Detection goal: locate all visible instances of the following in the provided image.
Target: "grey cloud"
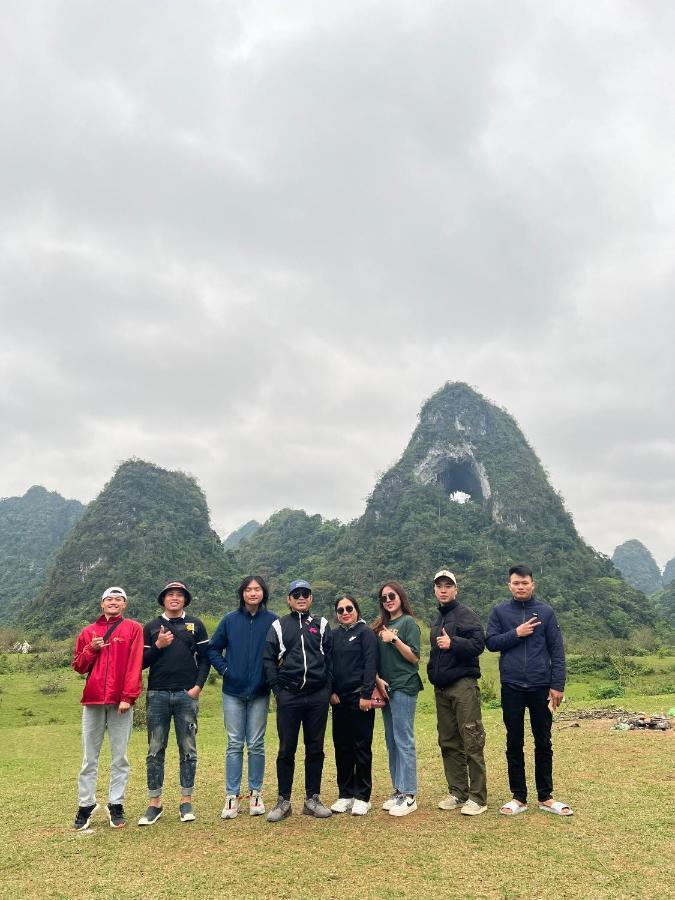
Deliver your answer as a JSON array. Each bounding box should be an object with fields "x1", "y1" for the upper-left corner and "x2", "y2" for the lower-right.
[{"x1": 1, "y1": 1, "x2": 674, "y2": 564}]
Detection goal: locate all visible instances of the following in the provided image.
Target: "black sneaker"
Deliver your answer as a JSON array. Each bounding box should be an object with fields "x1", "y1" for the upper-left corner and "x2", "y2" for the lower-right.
[
  {"x1": 106, "y1": 803, "x2": 127, "y2": 828},
  {"x1": 137, "y1": 805, "x2": 163, "y2": 826},
  {"x1": 73, "y1": 804, "x2": 98, "y2": 831}
]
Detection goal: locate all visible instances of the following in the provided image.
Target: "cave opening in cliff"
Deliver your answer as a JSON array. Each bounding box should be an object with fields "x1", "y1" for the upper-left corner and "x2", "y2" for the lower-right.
[{"x1": 437, "y1": 459, "x2": 485, "y2": 504}]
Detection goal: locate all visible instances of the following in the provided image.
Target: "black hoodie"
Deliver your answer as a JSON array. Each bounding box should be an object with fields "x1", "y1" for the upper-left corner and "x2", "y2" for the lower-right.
[{"x1": 331, "y1": 620, "x2": 378, "y2": 700}]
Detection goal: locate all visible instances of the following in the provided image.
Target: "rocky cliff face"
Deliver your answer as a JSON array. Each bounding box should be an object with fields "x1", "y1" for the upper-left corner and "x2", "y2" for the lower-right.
[{"x1": 367, "y1": 382, "x2": 572, "y2": 534}]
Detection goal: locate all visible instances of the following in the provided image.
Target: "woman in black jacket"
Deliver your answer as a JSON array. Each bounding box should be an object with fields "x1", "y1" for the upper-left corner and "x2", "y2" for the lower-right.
[{"x1": 329, "y1": 594, "x2": 378, "y2": 816}]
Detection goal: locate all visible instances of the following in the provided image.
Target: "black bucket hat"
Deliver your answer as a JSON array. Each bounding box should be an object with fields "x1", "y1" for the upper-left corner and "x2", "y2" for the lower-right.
[{"x1": 157, "y1": 581, "x2": 192, "y2": 607}]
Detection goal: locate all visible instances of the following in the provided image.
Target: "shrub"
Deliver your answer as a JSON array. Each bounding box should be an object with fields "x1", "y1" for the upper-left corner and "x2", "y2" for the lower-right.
[
  {"x1": 567, "y1": 654, "x2": 611, "y2": 675},
  {"x1": 39, "y1": 678, "x2": 67, "y2": 695},
  {"x1": 132, "y1": 703, "x2": 147, "y2": 730},
  {"x1": 608, "y1": 656, "x2": 652, "y2": 685},
  {"x1": 480, "y1": 675, "x2": 498, "y2": 703},
  {"x1": 589, "y1": 683, "x2": 624, "y2": 700},
  {"x1": 482, "y1": 699, "x2": 501, "y2": 710}
]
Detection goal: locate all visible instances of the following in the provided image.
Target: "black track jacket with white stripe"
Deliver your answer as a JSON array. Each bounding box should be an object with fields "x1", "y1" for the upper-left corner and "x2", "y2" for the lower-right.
[{"x1": 263, "y1": 611, "x2": 332, "y2": 695}]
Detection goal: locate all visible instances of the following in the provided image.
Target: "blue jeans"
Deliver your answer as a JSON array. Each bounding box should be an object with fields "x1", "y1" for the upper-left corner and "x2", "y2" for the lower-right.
[
  {"x1": 222, "y1": 692, "x2": 270, "y2": 795},
  {"x1": 381, "y1": 690, "x2": 418, "y2": 795},
  {"x1": 146, "y1": 690, "x2": 199, "y2": 797}
]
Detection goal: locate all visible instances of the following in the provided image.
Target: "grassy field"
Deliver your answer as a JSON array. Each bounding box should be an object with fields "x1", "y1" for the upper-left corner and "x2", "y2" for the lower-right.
[{"x1": 1, "y1": 650, "x2": 673, "y2": 900}]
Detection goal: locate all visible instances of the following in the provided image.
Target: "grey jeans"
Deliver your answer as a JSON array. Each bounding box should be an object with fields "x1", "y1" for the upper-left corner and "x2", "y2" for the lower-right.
[{"x1": 78, "y1": 704, "x2": 134, "y2": 806}]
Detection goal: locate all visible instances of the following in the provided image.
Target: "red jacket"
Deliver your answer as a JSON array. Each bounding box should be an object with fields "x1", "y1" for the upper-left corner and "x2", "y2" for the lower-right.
[{"x1": 72, "y1": 615, "x2": 143, "y2": 706}]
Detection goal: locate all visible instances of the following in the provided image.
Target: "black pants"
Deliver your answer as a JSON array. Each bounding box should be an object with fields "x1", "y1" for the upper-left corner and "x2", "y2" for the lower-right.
[
  {"x1": 501, "y1": 684, "x2": 553, "y2": 804},
  {"x1": 332, "y1": 697, "x2": 375, "y2": 801},
  {"x1": 276, "y1": 687, "x2": 329, "y2": 800}
]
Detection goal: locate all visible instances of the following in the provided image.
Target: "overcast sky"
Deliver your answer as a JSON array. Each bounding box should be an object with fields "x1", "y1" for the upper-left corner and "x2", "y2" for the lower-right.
[{"x1": 1, "y1": 1, "x2": 674, "y2": 567}]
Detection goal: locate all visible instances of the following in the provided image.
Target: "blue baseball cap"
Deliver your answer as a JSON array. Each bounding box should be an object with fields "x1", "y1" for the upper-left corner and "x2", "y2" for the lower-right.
[{"x1": 288, "y1": 579, "x2": 311, "y2": 595}]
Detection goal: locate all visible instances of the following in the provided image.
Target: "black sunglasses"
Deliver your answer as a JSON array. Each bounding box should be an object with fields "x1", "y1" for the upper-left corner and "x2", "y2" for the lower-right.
[
  {"x1": 336, "y1": 605, "x2": 355, "y2": 614},
  {"x1": 290, "y1": 588, "x2": 311, "y2": 600},
  {"x1": 380, "y1": 591, "x2": 398, "y2": 603}
]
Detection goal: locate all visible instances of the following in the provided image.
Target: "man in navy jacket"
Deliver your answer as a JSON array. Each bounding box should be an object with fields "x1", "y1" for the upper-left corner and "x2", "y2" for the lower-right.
[{"x1": 486, "y1": 565, "x2": 572, "y2": 817}]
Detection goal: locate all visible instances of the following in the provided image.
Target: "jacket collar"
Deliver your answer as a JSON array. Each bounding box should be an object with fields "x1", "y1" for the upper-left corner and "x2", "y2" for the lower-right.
[{"x1": 437, "y1": 599, "x2": 458, "y2": 613}]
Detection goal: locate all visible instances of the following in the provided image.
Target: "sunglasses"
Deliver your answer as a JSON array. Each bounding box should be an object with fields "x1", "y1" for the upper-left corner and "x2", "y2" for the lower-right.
[
  {"x1": 380, "y1": 592, "x2": 398, "y2": 603},
  {"x1": 290, "y1": 588, "x2": 311, "y2": 600},
  {"x1": 336, "y1": 605, "x2": 355, "y2": 615}
]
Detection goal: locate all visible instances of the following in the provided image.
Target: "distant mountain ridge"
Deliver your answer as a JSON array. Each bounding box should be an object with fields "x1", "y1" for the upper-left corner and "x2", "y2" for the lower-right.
[
  {"x1": 13, "y1": 384, "x2": 673, "y2": 641},
  {"x1": 223, "y1": 520, "x2": 261, "y2": 550},
  {"x1": 0, "y1": 486, "x2": 85, "y2": 624}
]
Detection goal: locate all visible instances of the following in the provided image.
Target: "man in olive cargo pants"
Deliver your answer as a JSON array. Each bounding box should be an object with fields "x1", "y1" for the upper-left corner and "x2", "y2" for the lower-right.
[{"x1": 427, "y1": 570, "x2": 488, "y2": 815}]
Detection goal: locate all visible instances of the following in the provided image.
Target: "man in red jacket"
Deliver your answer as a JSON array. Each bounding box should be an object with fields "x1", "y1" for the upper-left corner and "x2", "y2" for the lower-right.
[{"x1": 71, "y1": 586, "x2": 143, "y2": 830}]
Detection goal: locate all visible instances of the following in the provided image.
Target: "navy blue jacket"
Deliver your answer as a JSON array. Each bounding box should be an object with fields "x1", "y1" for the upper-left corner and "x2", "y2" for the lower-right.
[
  {"x1": 209, "y1": 607, "x2": 278, "y2": 699},
  {"x1": 485, "y1": 597, "x2": 565, "y2": 692}
]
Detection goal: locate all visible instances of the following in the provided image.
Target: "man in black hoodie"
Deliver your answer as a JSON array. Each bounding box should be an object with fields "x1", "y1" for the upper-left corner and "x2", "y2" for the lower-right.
[
  {"x1": 427, "y1": 569, "x2": 487, "y2": 815},
  {"x1": 263, "y1": 579, "x2": 333, "y2": 822}
]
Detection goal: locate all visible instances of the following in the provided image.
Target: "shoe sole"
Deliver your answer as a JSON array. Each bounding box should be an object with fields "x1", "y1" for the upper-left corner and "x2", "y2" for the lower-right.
[
  {"x1": 180, "y1": 814, "x2": 196, "y2": 822},
  {"x1": 461, "y1": 806, "x2": 487, "y2": 816},
  {"x1": 74, "y1": 803, "x2": 99, "y2": 831},
  {"x1": 137, "y1": 809, "x2": 163, "y2": 826},
  {"x1": 249, "y1": 808, "x2": 265, "y2": 816},
  {"x1": 389, "y1": 804, "x2": 417, "y2": 817},
  {"x1": 266, "y1": 810, "x2": 292, "y2": 823}
]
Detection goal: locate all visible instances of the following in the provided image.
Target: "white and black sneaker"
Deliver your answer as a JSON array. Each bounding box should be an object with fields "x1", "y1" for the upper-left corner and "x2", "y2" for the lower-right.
[
  {"x1": 389, "y1": 794, "x2": 417, "y2": 817},
  {"x1": 221, "y1": 795, "x2": 240, "y2": 820},
  {"x1": 73, "y1": 804, "x2": 98, "y2": 831},
  {"x1": 249, "y1": 791, "x2": 265, "y2": 816}
]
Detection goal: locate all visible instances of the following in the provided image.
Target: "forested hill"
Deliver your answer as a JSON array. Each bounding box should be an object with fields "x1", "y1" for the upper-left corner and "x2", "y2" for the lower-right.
[
  {"x1": 23, "y1": 461, "x2": 237, "y2": 638},
  {"x1": 612, "y1": 539, "x2": 663, "y2": 595},
  {"x1": 234, "y1": 383, "x2": 661, "y2": 639},
  {"x1": 0, "y1": 486, "x2": 84, "y2": 624}
]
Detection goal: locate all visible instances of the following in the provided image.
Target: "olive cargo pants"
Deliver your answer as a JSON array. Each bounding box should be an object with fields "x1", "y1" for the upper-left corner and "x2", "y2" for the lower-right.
[{"x1": 435, "y1": 677, "x2": 487, "y2": 806}]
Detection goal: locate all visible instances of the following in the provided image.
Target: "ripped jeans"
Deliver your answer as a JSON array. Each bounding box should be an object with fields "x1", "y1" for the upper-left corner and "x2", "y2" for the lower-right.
[
  {"x1": 146, "y1": 690, "x2": 199, "y2": 797},
  {"x1": 435, "y1": 678, "x2": 487, "y2": 806}
]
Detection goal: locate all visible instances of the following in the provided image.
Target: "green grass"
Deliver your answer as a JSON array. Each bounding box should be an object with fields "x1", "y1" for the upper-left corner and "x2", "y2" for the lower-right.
[{"x1": 0, "y1": 654, "x2": 673, "y2": 900}]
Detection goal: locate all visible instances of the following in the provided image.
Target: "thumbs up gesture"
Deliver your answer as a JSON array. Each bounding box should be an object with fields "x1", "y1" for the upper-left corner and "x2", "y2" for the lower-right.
[
  {"x1": 436, "y1": 627, "x2": 452, "y2": 650},
  {"x1": 155, "y1": 624, "x2": 174, "y2": 649}
]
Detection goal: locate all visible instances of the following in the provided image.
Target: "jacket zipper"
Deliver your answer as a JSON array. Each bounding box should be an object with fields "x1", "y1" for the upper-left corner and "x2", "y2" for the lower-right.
[{"x1": 298, "y1": 612, "x2": 308, "y2": 690}]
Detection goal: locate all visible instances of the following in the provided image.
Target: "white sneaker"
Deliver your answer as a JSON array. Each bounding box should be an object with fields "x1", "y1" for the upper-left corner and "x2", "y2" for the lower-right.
[
  {"x1": 438, "y1": 794, "x2": 462, "y2": 810},
  {"x1": 249, "y1": 791, "x2": 265, "y2": 816},
  {"x1": 461, "y1": 799, "x2": 487, "y2": 816},
  {"x1": 221, "y1": 795, "x2": 240, "y2": 819},
  {"x1": 351, "y1": 799, "x2": 371, "y2": 816},
  {"x1": 330, "y1": 797, "x2": 354, "y2": 813},
  {"x1": 389, "y1": 794, "x2": 417, "y2": 817},
  {"x1": 381, "y1": 791, "x2": 401, "y2": 811}
]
